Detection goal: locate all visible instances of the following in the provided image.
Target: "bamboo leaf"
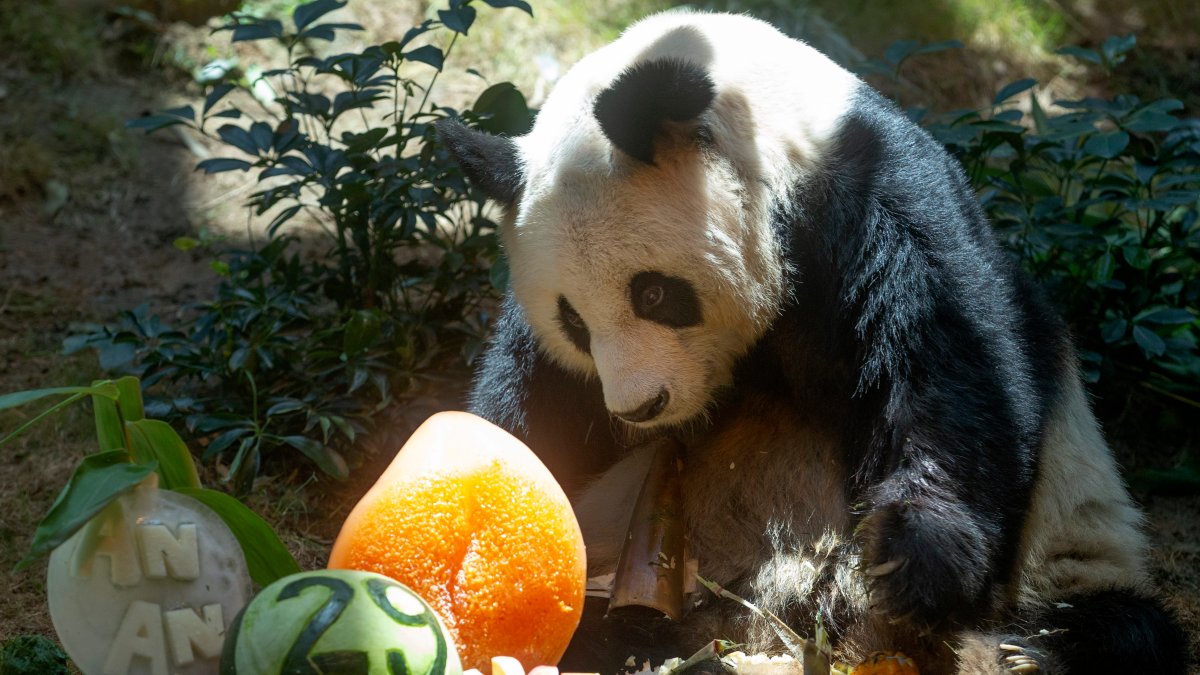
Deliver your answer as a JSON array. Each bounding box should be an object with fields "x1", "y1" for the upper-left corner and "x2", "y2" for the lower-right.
[
  {"x1": 15, "y1": 452, "x2": 155, "y2": 571},
  {"x1": 0, "y1": 383, "x2": 119, "y2": 449},
  {"x1": 126, "y1": 419, "x2": 201, "y2": 490},
  {"x1": 0, "y1": 383, "x2": 118, "y2": 411},
  {"x1": 172, "y1": 487, "x2": 301, "y2": 587},
  {"x1": 114, "y1": 376, "x2": 145, "y2": 422}
]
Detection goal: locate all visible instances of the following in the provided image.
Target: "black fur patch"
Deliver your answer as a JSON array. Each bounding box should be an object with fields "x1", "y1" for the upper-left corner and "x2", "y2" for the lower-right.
[
  {"x1": 557, "y1": 295, "x2": 591, "y2": 355},
  {"x1": 593, "y1": 58, "x2": 716, "y2": 163},
  {"x1": 1028, "y1": 590, "x2": 1190, "y2": 673},
  {"x1": 629, "y1": 271, "x2": 702, "y2": 328},
  {"x1": 435, "y1": 120, "x2": 523, "y2": 206}
]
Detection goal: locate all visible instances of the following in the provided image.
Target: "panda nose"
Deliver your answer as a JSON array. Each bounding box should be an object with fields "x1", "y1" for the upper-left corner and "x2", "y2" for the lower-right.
[{"x1": 615, "y1": 389, "x2": 669, "y2": 423}]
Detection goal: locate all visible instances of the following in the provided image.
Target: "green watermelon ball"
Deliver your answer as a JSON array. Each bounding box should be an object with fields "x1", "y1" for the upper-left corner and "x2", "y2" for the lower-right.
[{"x1": 221, "y1": 569, "x2": 463, "y2": 675}]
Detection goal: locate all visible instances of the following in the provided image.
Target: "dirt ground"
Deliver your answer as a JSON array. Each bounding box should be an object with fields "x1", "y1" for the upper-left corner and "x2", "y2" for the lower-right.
[{"x1": 1, "y1": 1, "x2": 1198, "y2": 671}]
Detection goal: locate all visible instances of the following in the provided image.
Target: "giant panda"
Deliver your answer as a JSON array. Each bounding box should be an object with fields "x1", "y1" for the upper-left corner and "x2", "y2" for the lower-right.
[{"x1": 437, "y1": 10, "x2": 1189, "y2": 675}]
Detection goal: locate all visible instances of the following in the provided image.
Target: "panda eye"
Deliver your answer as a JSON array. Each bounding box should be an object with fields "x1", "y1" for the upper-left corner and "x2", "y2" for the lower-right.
[
  {"x1": 640, "y1": 284, "x2": 664, "y2": 311},
  {"x1": 557, "y1": 295, "x2": 591, "y2": 355},
  {"x1": 630, "y1": 271, "x2": 702, "y2": 328}
]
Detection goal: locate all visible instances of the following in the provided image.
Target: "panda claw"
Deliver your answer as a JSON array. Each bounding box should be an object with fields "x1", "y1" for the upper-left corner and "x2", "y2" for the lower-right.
[
  {"x1": 1003, "y1": 643, "x2": 1041, "y2": 667},
  {"x1": 866, "y1": 558, "x2": 904, "y2": 577}
]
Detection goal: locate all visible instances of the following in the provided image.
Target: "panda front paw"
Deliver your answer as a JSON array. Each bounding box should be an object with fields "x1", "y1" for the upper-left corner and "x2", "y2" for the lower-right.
[
  {"x1": 859, "y1": 497, "x2": 992, "y2": 629},
  {"x1": 954, "y1": 633, "x2": 1056, "y2": 675},
  {"x1": 998, "y1": 641, "x2": 1046, "y2": 673}
]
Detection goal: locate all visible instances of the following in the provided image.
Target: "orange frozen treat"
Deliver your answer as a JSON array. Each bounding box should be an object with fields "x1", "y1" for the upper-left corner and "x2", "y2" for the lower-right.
[{"x1": 328, "y1": 412, "x2": 587, "y2": 672}]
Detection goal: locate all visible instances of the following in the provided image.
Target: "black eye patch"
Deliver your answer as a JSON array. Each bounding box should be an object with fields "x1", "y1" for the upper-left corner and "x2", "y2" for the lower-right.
[
  {"x1": 557, "y1": 296, "x2": 591, "y2": 355},
  {"x1": 630, "y1": 271, "x2": 702, "y2": 328}
]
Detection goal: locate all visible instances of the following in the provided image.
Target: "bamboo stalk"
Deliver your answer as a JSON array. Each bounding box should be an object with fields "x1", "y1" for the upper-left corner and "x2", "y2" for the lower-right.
[{"x1": 608, "y1": 438, "x2": 687, "y2": 620}]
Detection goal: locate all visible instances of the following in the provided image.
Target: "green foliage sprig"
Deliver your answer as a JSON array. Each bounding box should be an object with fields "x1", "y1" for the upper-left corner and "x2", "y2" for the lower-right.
[
  {"x1": 74, "y1": 0, "x2": 532, "y2": 489},
  {"x1": 920, "y1": 36, "x2": 1198, "y2": 407},
  {"x1": 0, "y1": 377, "x2": 300, "y2": 586}
]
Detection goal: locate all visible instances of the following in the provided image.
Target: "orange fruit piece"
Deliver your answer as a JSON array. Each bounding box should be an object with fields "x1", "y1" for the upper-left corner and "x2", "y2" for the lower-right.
[
  {"x1": 328, "y1": 412, "x2": 587, "y2": 672},
  {"x1": 852, "y1": 652, "x2": 919, "y2": 675}
]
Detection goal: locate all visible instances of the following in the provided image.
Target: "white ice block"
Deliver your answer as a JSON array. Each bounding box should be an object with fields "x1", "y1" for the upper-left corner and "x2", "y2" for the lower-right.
[{"x1": 48, "y1": 480, "x2": 251, "y2": 675}]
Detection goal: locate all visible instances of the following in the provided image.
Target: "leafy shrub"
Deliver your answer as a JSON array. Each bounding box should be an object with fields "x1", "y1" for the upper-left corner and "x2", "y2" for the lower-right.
[
  {"x1": 73, "y1": 0, "x2": 532, "y2": 490},
  {"x1": 915, "y1": 36, "x2": 1199, "y2": 409},
  {"x1": 0, "y1": 635, "x2": 69, "y2": 675}
]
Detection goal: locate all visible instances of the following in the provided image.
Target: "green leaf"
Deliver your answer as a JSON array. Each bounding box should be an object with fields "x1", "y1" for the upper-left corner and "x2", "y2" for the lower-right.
[
  {"x1": 403, "y1": 45, "x2": 444, "y2": 70},
  {"x1": 266, "y1": 204, "x2": 303, "y2": 237},
  {"x1": 437, "y1": 6, "x2": 476, "y2": 35},
  {"x1": 300, "y1": 22, "x2": 363, "y2": 41},
  {"x1": 0, "y1": 383, "x2": 118, "y2": 412},
  {"x1": 161, "y1": 105, "x2": 196, "y2": 122},
  {"x1": 0, "y1": 383, "x2": 119, "y2": 449},
  {"x1": 342, "y1": 310, "x2": 382, "y2": 357},
  {"x1": 993, "y1": 78, "x2": 1036, "y2": 106},
  {"x1": 488, "y1": 255, "x2": 510, "y2": 290},
  {"x1": 884, "y1": 39, "x2": 921, "y2": 66},
  {"x1": 1137, "y1": 308, "x2": 1195, "y2": 325},
  {"x1": 114, "y1": 376, "x2": 144, "y2": 422},
  {"x1": 914, "y1": 39, "x2": 963, "y2": 56},
  {"x1": 202, "y1": 427, "x2": 253, "y2": 461},
  {"x1": 264, "y1": 399, "x2": 306, "y2": 417},
  {"x1": 92, "y1": 393, "x2": 126, "y2": 454},
  {"x1": 1133, "y1": 326, "x2": 1166, "y2": 358},
  {"x1": 279, "y1": 435, "x2": 349, "y2": 479},
  {"x1": 197, "y1": 158, "x2": 253, "y2": 174},
  {"x1": 203, "y1": 84, "x2": 236, "y2": 116},
  {"x1": 98, "y1": 341, "x2": 136, "y2": 371},
  {"x1": 343, "y1": 127, "x2": 388, "y2": 153},
  {"x1": 293, "y1": 0, "x2": 346, "y2": 30},
  {"x1": 1100, "y1": 318, "x2": 1128, "y2": 344},
  {"x1": 1125, "y1": 111, "x2": 1179, "y2": 133},
  {"x1": 1101, "y1": 34, "x2": 1136, "y2": 65},
  {"x1": 124, "y1": 115, "x2": 188, "y2": 134},
  {"x1": 173, "y1": 487, "x2": 301, "y2": 587},
  {"x1": 480, "y1": 0, "x2": 533, "y2": 13},
  {"x1": 1094, "y1": 250, "x2": 1116, "y2": 281},
  {"x1": 1121, "y1": 245, "x2": 1151, "y2": 270},
  {"x1": 1029, "y1": 92, "x2": 1050, "y2": 135},
  {"x1": 1083, "y1": 131, "x2": 1130, "y2": 159},
  {"x1": 472, "y1": 82, "x2": 533, "y2": 136},
  {"x1": 15, "y1": 451, "x2": 155, "y2": 571},
  {"x1": 227, "y1": 19, "x2": 284, "y2": 43},
  {"x1": 217, "y1": 124, "x2": 260, "y2": 156},
  {"x1": 126, "y1": 419, "x2": 201, "y2": 490}
]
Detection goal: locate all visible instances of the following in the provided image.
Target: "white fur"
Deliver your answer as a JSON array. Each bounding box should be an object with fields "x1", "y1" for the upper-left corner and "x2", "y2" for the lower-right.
[
  {"x1": 1016, "y1": 366, "x2": 1149, "y2": 607},
  {"x1": 501, "y1": 10, "x2": 860, "y2": 426}
]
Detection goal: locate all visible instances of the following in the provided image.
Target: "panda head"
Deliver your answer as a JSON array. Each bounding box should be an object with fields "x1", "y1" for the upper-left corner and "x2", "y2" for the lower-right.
[{"x1": 440, "y1": 12, "x2": 857, "y2": 428}]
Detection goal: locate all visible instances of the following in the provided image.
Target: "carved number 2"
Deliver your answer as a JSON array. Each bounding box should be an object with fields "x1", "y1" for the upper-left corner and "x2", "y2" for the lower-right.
[
  {"x1": 277, "y1": 576, "x2": 358, "y2": 674},
  {"x1": 275, "y1": 575, "x2": 448, "y2": 675}
]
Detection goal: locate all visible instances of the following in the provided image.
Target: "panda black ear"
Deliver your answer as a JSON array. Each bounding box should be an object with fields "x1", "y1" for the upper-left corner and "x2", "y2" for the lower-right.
[
  {"x1": 593, "y1": 58, "x2": 716, "y2": 164},
  {"x1": 436, "y1": 120, "x2": 523, "y2": 207}
]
